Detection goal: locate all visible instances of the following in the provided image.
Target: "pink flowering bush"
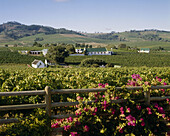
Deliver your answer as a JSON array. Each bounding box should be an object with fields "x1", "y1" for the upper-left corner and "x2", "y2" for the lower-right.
[{"x1": 51, "y1": 76, "x2": 169, "y2": 135}]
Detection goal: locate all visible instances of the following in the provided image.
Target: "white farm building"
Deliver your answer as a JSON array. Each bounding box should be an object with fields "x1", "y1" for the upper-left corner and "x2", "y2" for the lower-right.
[
  {"x1": 31, "y1": 60, "x2": 46, "y2": 68},
  {"x1": 138, "y1": 48, "x2": 150, "y2": 53}
]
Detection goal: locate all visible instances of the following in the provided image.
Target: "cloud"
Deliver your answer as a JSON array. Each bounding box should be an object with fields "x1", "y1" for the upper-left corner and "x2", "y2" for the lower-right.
[{"x1": 54, "y1": 0, "x2": 70, "y2": 2}]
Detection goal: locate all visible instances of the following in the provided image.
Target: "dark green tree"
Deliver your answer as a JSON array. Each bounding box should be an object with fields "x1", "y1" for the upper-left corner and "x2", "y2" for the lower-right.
[
  {"x1": 66, "y1": 44, "x2": 75, "y2": 54},
  {"x1": 46, "y1": 46, "x2": 69, "y2": 64},
  {"x1": 33, "y1": 41, "x2": 42, "y2": 47},
  {"x1": 118, "y1": 44, "x2": 126, "y2": 48}
]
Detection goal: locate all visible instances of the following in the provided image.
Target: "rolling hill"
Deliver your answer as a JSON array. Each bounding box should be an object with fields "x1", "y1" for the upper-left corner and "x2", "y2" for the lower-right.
[{"x1": 0, "y1": 21, "x2": 170, "y2": 50}]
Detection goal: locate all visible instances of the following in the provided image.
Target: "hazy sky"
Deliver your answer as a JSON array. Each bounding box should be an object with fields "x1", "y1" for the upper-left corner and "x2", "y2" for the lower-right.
[{"x1": 0, "y1": 0, "x2": 170, "y2": 33}]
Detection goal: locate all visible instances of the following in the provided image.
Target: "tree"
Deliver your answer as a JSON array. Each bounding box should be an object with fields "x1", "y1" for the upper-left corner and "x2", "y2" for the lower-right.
[
  {"x1": 66, "y1": 44, "x2": 75, "y2": 54},
  {"x1": 89, "y1": 45, "x2": 92, "y2": 48},
  {"x1": 118, "y1": 44, "x2": 126, "y2": 48},
  {"x1": 33, "y1": 41, "x2": 42, "y2": 47},
  {"x1": 46, "y1": 46, "x2": 69, "y2": 64}
]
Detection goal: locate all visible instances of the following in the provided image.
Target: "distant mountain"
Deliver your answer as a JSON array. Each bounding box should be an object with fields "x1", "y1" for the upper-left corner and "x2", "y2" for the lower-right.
[
  {"x1": 0, "y1": 21, "x2": 83, "y2": 40},
  {"x1": 87, "y1": 29, "x2": 170, "y2": 42}
]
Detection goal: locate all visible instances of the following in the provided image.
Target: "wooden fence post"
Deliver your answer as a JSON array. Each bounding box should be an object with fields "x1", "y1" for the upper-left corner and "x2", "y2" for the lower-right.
[
  {"x1": 144, "y1": 90, "x2": 150, "y2": 105},
  {"x1": 45, "y1": 86, "x2": 52, "y2": 135}
]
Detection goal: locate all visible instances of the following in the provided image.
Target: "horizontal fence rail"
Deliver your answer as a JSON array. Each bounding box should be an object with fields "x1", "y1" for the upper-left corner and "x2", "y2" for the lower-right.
[{"x1": 0, "y1": 85, "x2": 169, "y2": 135}]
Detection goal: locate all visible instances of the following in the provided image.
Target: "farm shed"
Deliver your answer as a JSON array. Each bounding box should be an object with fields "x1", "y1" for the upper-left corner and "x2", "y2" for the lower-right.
[
  {"x1": 42, "y1": 49, "x2": 48, "y2": 56},
  {"x1": 138, "y1": 48, "x2": 150, "y2": 53},
  {"x1": 32, "y1": 59, "x2": 46, "y2": 68}
]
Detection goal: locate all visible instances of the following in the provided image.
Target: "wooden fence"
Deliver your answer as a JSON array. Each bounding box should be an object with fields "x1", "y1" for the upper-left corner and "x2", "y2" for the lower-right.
[{"x1": 0, "y1": 85, "x2": 170, "y2": 135}]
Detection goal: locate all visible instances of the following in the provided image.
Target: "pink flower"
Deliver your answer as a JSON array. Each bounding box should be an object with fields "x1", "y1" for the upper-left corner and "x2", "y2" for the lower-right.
[
  {"x1": 154, "y1": 103, "x2": 159, "y2": 108},
  {"x1": 51, "y1": 123, "x2": 60, "y2": 128},
  {"x1": 115, "y1": 96, "x2": 119, "y2": 100},
  {"x1": 119, "y1": 127, "x2": 124, "y2": 133},
  {"x1": 140, "y1": 118, "x2": 144, "y2": 121},
  {"x1": 163, "y1": 82, "x2": 167, "y2": 85},
  {"x1": 120, "y1": 107, "x2": 124, "y2": 114},
  {"x1": 144, "y1": 82, "x2": 150, "y2": 86},
  {"x1": 70, "y1": 132, "x2": 80, "y2": 136},
  {"x1": 84, "y1": 107, "x2": 89, "y2": 112},
  {"x1": 68, "y1": 117, "x2": 73, "y2": 122},
  {"x1": 162, "y1": 114, "x2": 165, "y2": 118},
  {"x1": 76, "y1": 96, "x2": 81, "y2": 101},
  {"x1": 127, "y1": 108, "x2": 131, "y2": 113},
  {"x1": 136, "y1": 105, "x2": 141, "y2": 110},
  {"x1": 112, "y1": 109, "x2": 116, "y2": 115},
  {"x1": 64, "y1": 125, "x2": 71, "y2": 131},
  {"x1": 141, "y1": 121, "x2": 145, "y2": 126},
  {"x1": 157, "y1": 107, "x2": 165, "y2": 114},
  {"x1": 105, "y1": 83, "x2": 109, "y2": 86},
  {"x1": 102, "y1": 101, "x2": 108, "y2": 110},
  {"x1": 146, "y1": 107, "x2": 152, "y2": 114},
  {"x1": 84, "y1": 125, "x2": 90, "y2": 132},
  {"x1": 156, "y1": 77, "x2": 162, "y2": 82},
  {"x1": 98, "y1": 83, "x2": 102, "y2": 87},
  {"x1": 140, "y1": 118, "x2": 145, "y2": 126},
  {"x1": 120, "y1": 107, "x2": 124, "y2": 111},
  {"x1": 94, "y1": 107, "x2": 98, "y2": 112},
  {"x1": 102, "y1": 84, "x2": 105, "y2": 88},
  {"x1": 126, "y1": 115, "x2": 136, "y2": 126}
]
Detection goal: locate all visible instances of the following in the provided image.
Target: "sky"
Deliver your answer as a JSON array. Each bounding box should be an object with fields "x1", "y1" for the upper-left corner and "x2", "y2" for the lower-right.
[{"x1": 0, "y1": 0, "x2": 170, "y2": 33}]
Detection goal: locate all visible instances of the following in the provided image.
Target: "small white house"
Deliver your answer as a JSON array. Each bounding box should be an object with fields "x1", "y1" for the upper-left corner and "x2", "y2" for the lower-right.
[
  {"x1": 32, "y1": 60, "x2": 46, "y2": 68},
  {"x1": 75, "y1": 48, "x2": 84, "y2": 54},
  {"x1": 138, "y1": 48, "x2": 150, "y2": 53},
  {"x1": 42, "y1": 49, "x2": 48, "y2": 56}
]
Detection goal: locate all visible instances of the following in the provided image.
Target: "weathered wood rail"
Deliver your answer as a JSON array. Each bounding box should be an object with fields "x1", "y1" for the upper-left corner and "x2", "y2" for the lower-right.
[{"x1": 0, "y1": 85, "x2": 170, "y2": 135}]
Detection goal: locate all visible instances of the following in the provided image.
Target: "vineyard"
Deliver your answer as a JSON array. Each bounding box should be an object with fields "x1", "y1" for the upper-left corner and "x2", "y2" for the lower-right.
[
  {"x1": 66, "y1": 52, "x2": 170, "y2": 67},
  {"x1": 0, "y1": 67, "x2": 170, "y2": 135},
  {"x1": 0, "y1": 46, "x2": 170, "y2": 67}
]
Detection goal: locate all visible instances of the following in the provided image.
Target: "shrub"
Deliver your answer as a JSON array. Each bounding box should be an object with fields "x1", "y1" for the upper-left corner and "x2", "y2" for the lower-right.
[
  {"x1": 0, "y1": 109, "x2": 50, "y2": 136},
  {"x1": 91, "y1": 64, "x2": 99, "y2": 67},
  {"x1": 80, "y1": 58, "x2": 106, "y2": 67},
  {"x1": 51, "y1": 75, "x2": 169, "y2": 136},
  {"x1": 105, "y1": 63, "x2": 114, "y2": 67}
]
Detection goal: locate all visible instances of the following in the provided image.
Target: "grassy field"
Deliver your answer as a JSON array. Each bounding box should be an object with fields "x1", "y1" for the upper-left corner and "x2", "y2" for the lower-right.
[
  {"x1": 0, "y1": 33, "x2": 170, "y2": 50},
  {"x1": 0, "y1": 33, "x2": 110, "y2": 47}
]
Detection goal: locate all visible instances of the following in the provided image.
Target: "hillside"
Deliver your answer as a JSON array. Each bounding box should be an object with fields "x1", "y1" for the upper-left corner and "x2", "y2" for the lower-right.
[
  {"x1": 0, "y1": 22, "x2": 170, "y2": 50},
  {"x1": 87, "y1": 30, "x2": 170, "y2": 42},
  {"x1": 0, "y1": 21, "x2": 84, "y2": 43}
]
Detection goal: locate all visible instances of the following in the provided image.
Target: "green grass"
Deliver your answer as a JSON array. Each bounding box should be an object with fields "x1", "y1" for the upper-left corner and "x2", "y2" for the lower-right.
[
  {"x1": 0, "y1": 33, "x2": 110, "y2": 46},
  {"x1": 1, "y1": 33, "x2": 170, "y2": 50}
]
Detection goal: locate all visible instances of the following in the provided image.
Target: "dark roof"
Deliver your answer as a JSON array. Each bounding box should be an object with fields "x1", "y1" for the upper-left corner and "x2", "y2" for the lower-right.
[
  {"x1": 86, "y1": 48, "x2": 107, "y2": 52},
  {"x1": 32, "y1": 60, "x2": 41, "y2": 65},
  {"x1": 140, "y1": 48, "x2": 150, "y2": 50}
]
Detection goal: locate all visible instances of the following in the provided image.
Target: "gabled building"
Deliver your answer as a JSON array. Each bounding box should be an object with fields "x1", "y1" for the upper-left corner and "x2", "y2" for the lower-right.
[
  {"x1": 86, "y1": 48, "x2": 113, "y2": 55},
  {"x1": 32, "y1": 60, "x2": 46, "y2": 68},
  {"x1": 138, "y1": 48, "x2": 150, "y2": 53},
  {"x1": 42, "y1": 49, "x2": 48, "y2": 56}
]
